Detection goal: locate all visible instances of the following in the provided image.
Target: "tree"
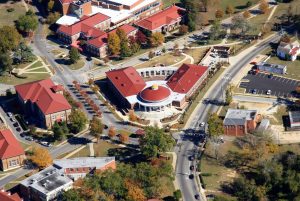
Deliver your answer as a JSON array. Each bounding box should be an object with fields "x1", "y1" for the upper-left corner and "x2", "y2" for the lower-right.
[
  {"x1": 196, "y1": 12, "x2": 209, "y2": 28},
  {"x1": 149, "y1": 32, "x2": 165, "y2": 47},
  {"x1": 259, "y1": 0, "x2": 269, "y2": 14},
  {"x1": 243, "y1": 10, "x2": 251, "y2": 18},
  {"x1": 136, "y1": 31, "x2": 147, "y2": 45},
  {"x1": 69, "y1": 47, "x2": 80, "y2": 64},
  {"x1": 14, "y1": 42, "x2": 35, "y2": 64},
  {"x1": 108, "y1": 33, "x2": 121, "y2": 55},
  {"x1": 29, "y1": 125, "x2": 37, "y2": 136},
  {"x1": 62, "y1": 189, "x2": 83, "y2": 201},
  {"x1": 209, "y1": 21, "x2": 222, "y2": 40},
  {"x1": 173, "y1": 190, "x2": 182, "y2": 201},
  {"x1": 90, "y1": 116, "x2": 103, "y2": 143},
  {"x1": 119, "y1": 133, "x2": 129, "y2": 144},
  {"x1": 187, "y1": 13, "x2": 196, "y2": 31},
  {"x1": 52, "y1": 121, "x2": 68, "y2": 141},
  {"x1": 47, "y1": 0, "x2": 54, "y2": 11},
  {"x1": 120, "y1": 40, "x2": 132, "y2": 57},
  {"x1": 215, "y1": 9, "x2": 224, "y2": 20},
  {"x1": 131, "y1": 42, "x2": 140, "y2": 54},
  {"x1": 246, "y1": 1, "x2": 252, "y2": 7},
  {"x1": 108, "y1": 126, "x2": 116, "y2": 138},
  {"x1": 225, "y1": 86, "x2": 232, "y2": 105},
  {"x1": 46, "y1": 12, "x2": 61, "y2": 24},
  {"x1": 207, "y1": 113, "x2": 224, "y2": 138},
  {"x1": 0, "y1": 53, "x2": 12, "y2": 74},
  {"x1": 16, "y1": 10, "x2": 38, "y2": 34},
  {"x1": 296, "y1": 86, "x2": 300, "y2": 94},
  {"x1": 231, "y1": 15, "x2": 252, "y2": 37},
  {"x1": 129, "y1": 110, "x2": 137, "y2": 121},
  {"x1": 125, "y1": 179, "x2": 146, "y2": 201},
  {"x1": 179, "y1": 25, "x2": 189, "y2": 35},
  {"x1": 30, "y1": 146, "x2": 53, "y2": 169},
  {"x1": 140, "y1": 127, "x2": 175, "y2": 158},
  {"x1": 148, "y1": 51, "x2": 155, "y2": 60},
  {"x1": 0, "y1": 26, "x2": 21, "y2": 53},
  {"x1": 69, "y1": 109, "x2": 88, "y2": 133},
  {"x1": 280, "y1": 34, "x2": 291, "y2": 43},
  {"x1": 225, "y1": 5, "x2": 234, "y2": 15}
]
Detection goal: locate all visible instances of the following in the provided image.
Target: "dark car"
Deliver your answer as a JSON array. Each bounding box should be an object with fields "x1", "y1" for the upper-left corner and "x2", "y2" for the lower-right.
[
  {"x1": 13, "y1": 122, "x2": 19, "y2": 127},
  {"x1": 268, "y1": 73, "x2": 273, "y2": 78},
  {"x1": 189, "y1": 174, "x2": 194, "y2": 179},
  {"x1": 16, "y1": 127, "x2": 21, "y2": 132},
  {"x1": 252, "y1": 89, "x2": 257, "y2": 94},
  {"x1": 189, "y1": 155, "x2": 195, "y2": 161},
  {"x1": 190, "y1": 165, "x2": 195, "y2": 171},
  {"x1": 195, "y1": 194, "x2": 200, "y2": 200},
  {"x1": 25, "y1": 136, "x2": 33, "y2": 141},
  {"x1": 104, "y1": 124, "x2": 108, "y2": 129},
  {"x1": 206, "y1": 194, "x2": 215, "y2": 200},
  {"x1": 86, "y1": 57, "x2": 92, "y2": 61}
]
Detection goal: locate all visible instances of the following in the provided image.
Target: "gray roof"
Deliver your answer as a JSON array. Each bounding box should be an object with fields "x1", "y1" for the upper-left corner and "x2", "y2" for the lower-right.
[
  {"x1": 257, "y1": 62, "x2": 286, "y2": 70},
  {"x1": 289, "y1": 111, "x2": 300, "y2": 123},
  {"x1": 223, "y1": 109, "x2": 257, "y2": 126},
  {"x1": 53, "y1": 157, "x2": 115, "y2": 169}
]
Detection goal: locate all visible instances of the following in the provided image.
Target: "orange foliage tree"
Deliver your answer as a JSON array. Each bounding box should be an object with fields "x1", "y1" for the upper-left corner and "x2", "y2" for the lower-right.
[
  {"x1": 30, "y1": 146, "x2": 53, "y2": 169},
  {"x1": 108, "y1": 126, "x2": 116, "y2": 138},
  {"x1": 125, "y1": 179, "x2": 146, "y2": 201}
]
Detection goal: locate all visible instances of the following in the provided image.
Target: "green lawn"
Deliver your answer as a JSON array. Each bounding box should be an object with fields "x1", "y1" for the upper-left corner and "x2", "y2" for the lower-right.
[
  {"x1": 162, "y1": 0, "x2": 180, "y2": 8},
  {"x1": 67, "y1": 59, "x2": 85, "y2": 70},
  {"x1": 248, "y1": 11, "x2": 272, "y2": 36},
  {"x1": 135, "y1": 53, "x2": 185, "y2": 68},
  {"x1": 267, "y1": 56, "x2": 300, "y2": 80},
  {"x1": 0, "y1": 1, "x2": 27, "y2": 27},
  {"x1": 0, "y1": 73, "x2": 50, "y2": 85},
  {"x1": 28, "y1": 61, "x2": 43, "y2": 69},
  {"x1": 185, "y1": 48, "x2": 209, "y2": 64}
]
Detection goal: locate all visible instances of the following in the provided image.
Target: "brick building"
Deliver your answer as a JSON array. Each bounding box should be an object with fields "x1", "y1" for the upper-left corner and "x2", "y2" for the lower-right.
[
  {"x1": 15, "y1": 79, "x2": 72, "y2": 129},
  {"x1": 135, "y1": 5, "x2": 186, "y2": 33},
  {"x1": 0, "y1": 129, "x2": 25, "y2": 171},
  {"x1": 20, "y1": 157, "x2": 116, "y2": 201},
  {"x1": 223, "y1": 109, "x2": 260, "y2": 136},
  {"x1": 0, "y1": 189, "x2": 23, "y2": 201}
]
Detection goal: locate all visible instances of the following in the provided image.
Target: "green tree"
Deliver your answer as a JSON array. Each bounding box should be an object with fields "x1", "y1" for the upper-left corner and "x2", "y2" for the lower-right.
[
  {"x1": 131, "y1": 42, "x2": 140, "y2": 54},
  {"x1": 0, "y1": 26, "x2": 21, "y2": 53},
  {"x1": 225, "y1": 87, "x2": 232, "y2": 105},
  {"x1": 149, "y1": 32, "x2": 165, "y2": 47},
  {"x1": 173, "y1": 189, "x2": 182, "y2": 201},
  {"x1": 209, "y1": 21, "x2": 222, "y2": 40},
  {"x1": 89, "y1": 116, "x2": 103, "y2": 143},
  {"x1": 108, "y1": 32, "x2": 121, "y2": 55},
  {"x1": 52, "y1": 121, "x2": 69, "y2": 141},
  {"x1": 140, "y1": 127, "x2": 175, "y2": 158},
  {"x1": 16, "y1": 10, "x2": 38, "y2": 34},
  {"x1": 69, "y1": 109, "x2": 88, "y2": 133},
  {"x1": 46, "y1": 12, "x2": 61, "y2": 24},
  {"x1": 120, "y1": 40, "x2": 132, "y2": 57},
  {"x1": 207, "y1": 113, "x2": 224, "y2": 138},
  {"x1": 69, "y1": 47, "x2": 80, "y2": 64},
  {"x1": 231, "y1": 15, "x2": 252, "y2": 37},
  {"x1": 61, "y1": 189, "x2": 83, "y2": 201},
  {"x1": 47, "y1": 0, "x2": 54, "y2": 11},
  {"x1": 14, "y1": 42, "x2": 35, "y2": 63},
  {"x1": 0, "y1": 53, "x2": 13, "y2": 74}
]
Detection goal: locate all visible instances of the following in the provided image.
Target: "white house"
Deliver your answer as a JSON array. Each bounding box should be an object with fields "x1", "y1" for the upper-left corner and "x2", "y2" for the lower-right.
[{"x1": 277, "y1": 40, "x2": 300, "y2": 61}]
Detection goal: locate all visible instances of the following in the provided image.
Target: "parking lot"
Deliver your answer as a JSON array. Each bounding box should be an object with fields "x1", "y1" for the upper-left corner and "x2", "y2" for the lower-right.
[{"x1": 240, "y1": 73, "x2": 300, "y2": 97}]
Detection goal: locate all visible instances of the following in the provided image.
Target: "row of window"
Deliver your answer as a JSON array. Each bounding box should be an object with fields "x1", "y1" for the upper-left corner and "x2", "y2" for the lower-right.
[
  {"x1": 134, "y1": 2, "x2": 160, "y2": 16},
  {"x1": 9, "y1": 159, "x2": 19, "y2": 167},
  {"x1": 51, "y1": 113, "x2": 65, "y2": 120}
]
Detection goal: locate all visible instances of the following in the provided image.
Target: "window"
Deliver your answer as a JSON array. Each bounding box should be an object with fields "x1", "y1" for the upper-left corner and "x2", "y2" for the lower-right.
[{"x1": 9, "y1": 160, "x2": 18, "y2": 167}]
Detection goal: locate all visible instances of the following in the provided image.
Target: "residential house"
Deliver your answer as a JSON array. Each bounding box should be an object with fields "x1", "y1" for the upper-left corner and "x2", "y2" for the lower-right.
[
  {"x1": 277, "y1": 40, "x2": 300, "y2": 61},
  {"x1": 0, "y1": 189, "x2": 23, "y2": 201},
  {"x1": 20, "y1": 157, "x2": 116, "y2": 201},
  {"x1": 15, "y1": 79, "x2": 72, "y2": 129},
  {"x1": 135, "y1": 5, "x2": 186, "y2": 33},
  {"x1": 223, "y1": 109, "x2": 260, "y2": 136},
  {"x1": 0, "y1": 129, "x2": 25, "y2": 171}
]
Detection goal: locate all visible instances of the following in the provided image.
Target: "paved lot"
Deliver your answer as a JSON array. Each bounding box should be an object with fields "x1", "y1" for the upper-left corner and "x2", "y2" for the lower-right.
[{"x1": 240, "y1": 73, "x2": 300, "y2": 97}]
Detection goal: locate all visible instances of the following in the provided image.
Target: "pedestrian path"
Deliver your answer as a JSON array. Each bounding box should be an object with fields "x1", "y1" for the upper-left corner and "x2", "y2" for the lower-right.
[{"x1": 89, "y1": 143, "x2": 94, "y2": 157}]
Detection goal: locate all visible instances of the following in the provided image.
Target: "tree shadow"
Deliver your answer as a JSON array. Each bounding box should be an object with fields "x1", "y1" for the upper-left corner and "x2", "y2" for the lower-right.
[{"x1": 67, "y1": 136, "x2": 91, "y2": 145}]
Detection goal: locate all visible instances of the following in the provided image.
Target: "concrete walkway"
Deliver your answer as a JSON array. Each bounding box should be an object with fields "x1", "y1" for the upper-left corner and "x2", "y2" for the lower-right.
[{"x1": 89, "y1": 143, "x2": 94, "y2": 157}]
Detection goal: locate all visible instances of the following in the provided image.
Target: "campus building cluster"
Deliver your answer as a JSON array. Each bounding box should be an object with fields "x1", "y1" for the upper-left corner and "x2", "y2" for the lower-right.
[
  {"x1": 55, "y1": 0, "x2": 186, "y2": 58},
  {"x1": 106, "y1": 63, "x2": 208, "y2": 116}
]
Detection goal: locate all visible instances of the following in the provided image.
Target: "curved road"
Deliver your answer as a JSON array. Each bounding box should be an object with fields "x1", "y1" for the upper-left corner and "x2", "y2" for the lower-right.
[{"x1": 176, "y1": 34, "x2": 280, "y2": 201}]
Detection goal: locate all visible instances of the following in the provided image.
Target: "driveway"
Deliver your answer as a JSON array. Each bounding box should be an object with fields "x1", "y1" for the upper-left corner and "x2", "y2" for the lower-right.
[{"x1": 240, "y1": 73, "x2": 300, "y2": 97}]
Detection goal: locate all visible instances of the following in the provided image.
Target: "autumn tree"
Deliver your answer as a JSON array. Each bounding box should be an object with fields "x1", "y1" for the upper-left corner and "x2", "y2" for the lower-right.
[
  {"x1": 0, "y1": 26, "x2": 21, "y2": 53},
  {"x1": 90, "y1": 116, "x2": 103, "y2": 143},
  {"x1": 149, "y1": 32, "x2": 165, "y2": 47},
  {"x1": 117, "y1": 28, "x2": 132, "y2": 57},
  {"x1": 225, "y1": 5, "x2": 234, "y2": 15},
  {"x1": 148, "y1": 51, "x2": 155, "y2": 60},
  {"x1": 119, "y1": 133, "x2": 129, "y2": 144},
  {"x1": 69, "y1": 109, "x2": 88, "y2": 133},
  {"x1": 129, "y1": 110, "x2": 137, "y2": 121},
  {"x1": 280, "y1": 34, "x2": 291, "y2": 43},
  {"x1": 30, "y1": 146, "x2": 53, "y2": 169},
  {"x1": 207, "y1": 113, "x2": 224, "y2": 138},
  {"x1": 215, "y1": 9, "x2": 224, "y2": 20},
  {"x1": 108, "y1": 33, "x2": 121, "y2": 55},
  {"x1": 179, "y1": 25, "x2": 189, "y2": 35},
  {"x1": 243, "y1": 10, "x2": 251, "y2": 18},
  {"x1": 108, "y1": 126, "x2": 116, "y2": 138},
  {"x1": 259, "y1": 0, "x2": 269, "y2": 14},
  {"x1": 125, "y1": 179, "x2": 146, "y2": 201},
  {"x1": 136, "y1": 31, "x2": 148, "y2": 45}
]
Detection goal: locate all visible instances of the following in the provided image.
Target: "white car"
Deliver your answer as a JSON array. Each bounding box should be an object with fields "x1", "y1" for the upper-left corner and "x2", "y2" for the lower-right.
[
  {"x1": 7, "y1": 112, "x2": 13, "y2": 117},
  {"x1": 40, "y1": 141, "x2": 48, "y2": 146},
  {"x1": 266, "y1": 90, "x2": 271, "y2": 95},
  {"x1": 200, "y1": 122, "x2": 205, "y2": 127}
]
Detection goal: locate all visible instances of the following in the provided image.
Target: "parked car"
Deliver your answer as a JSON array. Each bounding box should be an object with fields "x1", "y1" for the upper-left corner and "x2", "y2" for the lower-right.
[
  {"x1": 266, "y1": 90, "x2": 271, "y2": 95},
  {"x1": 13, "y1": 122, "x2": 19, "y2": 127},
  {"x1": 199, "y1": 122, "x2": 205, "y2": 127},
  {"x1": 190, "y1": 165, "x2": 195, "y2": 171},
  {"x1": 7, "y1": 112, "x2": 13, "y2": 117},
  {"x1": 268, "y1": 73, "x2": 273, "y2": 78},
  {"x1": 40, "y1": 141, "x2": 49, "y2": 146},
  {"x1": 20, "y1": 132, "x2": 26, "y2": 137},
  {"x1": 195, "y1": 194, "x2": 200, "y2": 200},
  {"x1": 16, "y1": 127, "x2": 21, "y2": 132},
  {"x1": 189, "y1": 155, "x2": 195, "y2": 161},
  {"x1": 189, "y1": 174, "x2": 194, "y2": 179},
  {"x1": 10, "y1": 118, "x2": 16, "y2": 122},
  {"x1": 252, "y1": 89, "x2": 257, "y2": 94},
  {"x1": 206, "y1": 194, "x2": 215, "y2": 200},
  {"x1": 25, "y1": 136, "x2": 33, "y2": 141}
]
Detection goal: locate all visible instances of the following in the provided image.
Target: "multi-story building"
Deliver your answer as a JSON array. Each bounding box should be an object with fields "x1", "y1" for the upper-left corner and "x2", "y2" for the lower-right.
[
  {"x1": 0, "y1": 129, "x2": 25, "y2": 171},
  {"x1": 15, "y1": 79, "x2": 72, "y2": 129},
  {"x1": 20, "y1": 157, "x2": 116, "y2": 201},
  {"x1": 223, "y1": 109, "x2": 260, "y2": 136},
  {"x1": 135, "y1": 5, "x2": 186, "y2": 33}
]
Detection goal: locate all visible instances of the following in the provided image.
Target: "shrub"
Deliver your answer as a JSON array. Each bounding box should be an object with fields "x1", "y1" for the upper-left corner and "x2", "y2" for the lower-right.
[
  {"x1": 201, "y1": 173, "x2": 213, "y2": 177},
  {"x1": 7, "y1": 8, "x2": 14, "y2": 12}
]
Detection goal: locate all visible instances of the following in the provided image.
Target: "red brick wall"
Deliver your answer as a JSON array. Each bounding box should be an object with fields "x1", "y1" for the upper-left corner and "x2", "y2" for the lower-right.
[
  {"x1": 81, "y1": 1, "x2": 92, "y2": 16},
  {"x1": 224, "y1": 125, "x2": 246, "y2": 136}
]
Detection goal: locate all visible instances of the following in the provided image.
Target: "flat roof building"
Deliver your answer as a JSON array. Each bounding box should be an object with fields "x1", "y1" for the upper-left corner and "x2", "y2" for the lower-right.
[
  {"x1": 257, "y1": 62, "x2": 287, "y2": 75},
  {"x1": 289, "y1": 111, "x2": 300, "y2": 128}
]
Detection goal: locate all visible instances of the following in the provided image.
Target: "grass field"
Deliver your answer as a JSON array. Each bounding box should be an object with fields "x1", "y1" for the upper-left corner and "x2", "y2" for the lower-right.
[
  {"x1": 68, "y1": 59, "x2": 85, "y2": 70},
  {"x1": 162, "y1": 0, "x2": 180, "y2": 8},
  {"x1": 0, "y1": 1, "x2": 26, "y2": 27},
  {"x1": 135, "y1": 53, "x2": 185, "y2": 68},
  {"x1": 0, "y1": 73, "x2": 50, "y2": 85},
  {"x1": 185, "y1": 48, "x2": 209, "y2": 64}
]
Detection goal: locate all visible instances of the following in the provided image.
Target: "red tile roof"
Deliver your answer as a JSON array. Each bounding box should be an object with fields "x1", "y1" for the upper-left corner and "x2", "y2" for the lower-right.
[
  {"x1": 106, "y1": 67, "x2": 146, "y2": 97},
  {"x1": 167, "y1": 63, "x2": 208, "y2": 94},
  {"x1": 135, "y1": 5, "x2": 185, "y2": 31},
  {"x1": 58, "y1": 13, "x2": 110, "y2": 36},
  {"x1": 109, "y1": 24, "x2": 137, "y2": 36},
  {"x1": 86, "y1": 32, "x2": 108, "y2": 48},
  {"x1": 290, "y1": 47, "x2": 300, "y2": 56},
  {"x1": 0, "y1": 129, "x2": 24, "y2": 160},
  {"x1": 15, "y1": 79, "x2": 72, "y2": 115},
  {"x1": 140, "y1": 85, "x2": 170, "y2": 102}
]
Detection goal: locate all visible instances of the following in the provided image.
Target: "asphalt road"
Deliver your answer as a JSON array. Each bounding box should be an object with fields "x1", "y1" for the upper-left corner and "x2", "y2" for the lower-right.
[
  {"x1": 176, "y1": 34, "x2": 281, "y2": 201},
  {"x1": 240, "y1": 72, "x2": 300, "y2": 97}
]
